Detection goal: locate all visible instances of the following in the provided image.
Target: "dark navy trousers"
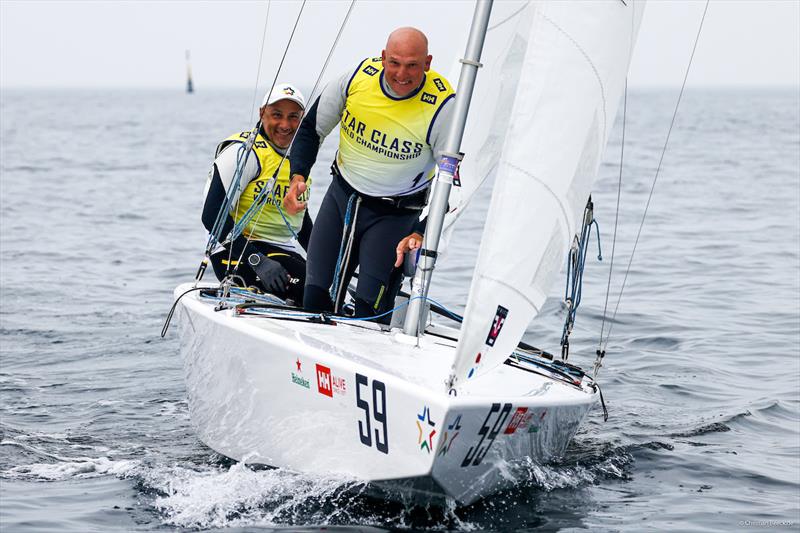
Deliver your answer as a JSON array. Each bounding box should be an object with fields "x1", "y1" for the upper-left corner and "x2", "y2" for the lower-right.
[{"x1": 303, "y1": 174, "x2": 422, "y2": 317}]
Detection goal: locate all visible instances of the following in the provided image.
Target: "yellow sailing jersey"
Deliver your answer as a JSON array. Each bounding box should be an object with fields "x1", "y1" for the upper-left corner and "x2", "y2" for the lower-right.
[
  {"x1": 220, "y1": 131, "x2": 310, "y2": 244},
  {"x1": 336, "y1": 58, "x2": 454, "y2": 197}
]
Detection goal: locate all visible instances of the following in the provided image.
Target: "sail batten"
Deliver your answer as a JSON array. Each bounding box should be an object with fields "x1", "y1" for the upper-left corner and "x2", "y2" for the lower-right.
[{"x1": 448, "y1": 0, "x2": 645, "y2": 389}]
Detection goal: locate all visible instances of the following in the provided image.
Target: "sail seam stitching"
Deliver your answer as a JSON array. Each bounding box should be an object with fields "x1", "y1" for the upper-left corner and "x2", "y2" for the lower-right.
[
  {"x1": 478, "y1": 274, "x2": 542, "y2": 313},
  {"x1": 504, "y1": 161, "x2": 571, "y2": 238},
  {"x1": 540, "y1": 12, "x2": 608, "y2": 137},
  {"x1": 487, "y1": 1, "x2": 531, "y2": 31}
]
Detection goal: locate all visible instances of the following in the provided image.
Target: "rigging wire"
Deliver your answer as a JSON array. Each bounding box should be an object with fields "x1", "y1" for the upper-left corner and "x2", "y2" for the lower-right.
[
  {"x1": 220, "y1": 0, "x2": 308, "y2": 277},
  {"x1": 262, "y1": 0, "x2": 308, "y2": 123},
  {"x1": 249, "y1": 0, "x2": 272, "y2": 122},
  {"x1": 227, "y1": 0, "x2": 357, "y2": 276},
  {"x1": 595, "y1": 79, "x2": 626, "y2": 371},
  {"x1": 232, "y1": 0, "x2": 356, "y2": 244},
  {"x1": 599, "y1": 0, "x2": 711, "y2": 354},
  {"x1": 592, "y1": 0, "x2": 636, "y2": 379},
  {"x1": 203, "y1": 0, "x2": 286, "y2": 275}
]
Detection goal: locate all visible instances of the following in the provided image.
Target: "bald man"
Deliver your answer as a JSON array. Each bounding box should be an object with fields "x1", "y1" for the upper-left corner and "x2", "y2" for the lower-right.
[{"x1": 287, "y1": 27, "x2": 455, "y2": 318}]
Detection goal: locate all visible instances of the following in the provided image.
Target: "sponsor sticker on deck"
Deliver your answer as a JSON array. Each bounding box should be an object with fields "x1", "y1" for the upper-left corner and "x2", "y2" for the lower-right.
[
  {"x1": 316, "y1": 363, "x2": 346, "y2": 397},
  {"x1": 291, "y1": 358, "x2": 310, "y2": 389}
]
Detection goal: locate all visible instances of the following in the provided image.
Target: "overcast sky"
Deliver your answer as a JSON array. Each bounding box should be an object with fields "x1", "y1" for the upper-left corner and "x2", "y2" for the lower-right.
[{"x1": 1, "y1": 0, "x2": 798, "y2": 90}]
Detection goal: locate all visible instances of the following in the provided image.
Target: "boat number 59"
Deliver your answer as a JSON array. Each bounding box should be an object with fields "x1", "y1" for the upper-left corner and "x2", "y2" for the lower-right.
[
  {"x1": 461, "y1": 402, "x2": 512, "y2": 467},
  {"x1": 355, "y1": 373, "x2": 389, "y2": 454}
]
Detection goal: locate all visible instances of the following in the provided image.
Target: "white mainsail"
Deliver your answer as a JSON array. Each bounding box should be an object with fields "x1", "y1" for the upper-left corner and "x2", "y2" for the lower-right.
[{"x1": 450, "y1": 0, "x2": 645, "y2": 388}]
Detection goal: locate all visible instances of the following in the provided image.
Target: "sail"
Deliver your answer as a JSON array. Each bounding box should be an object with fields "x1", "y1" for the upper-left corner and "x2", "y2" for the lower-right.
[
  {"x1": 449, "y1": 0, "x2": 645, "y2": 388},
  {"x1": 438, "y1": 2, "x2": 534, "y2": 246}
]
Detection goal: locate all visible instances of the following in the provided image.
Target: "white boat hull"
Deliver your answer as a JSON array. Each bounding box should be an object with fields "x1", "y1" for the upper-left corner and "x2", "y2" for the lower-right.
[{"x1": 175, "y1": 284, "x2": 597, "y2": 505}]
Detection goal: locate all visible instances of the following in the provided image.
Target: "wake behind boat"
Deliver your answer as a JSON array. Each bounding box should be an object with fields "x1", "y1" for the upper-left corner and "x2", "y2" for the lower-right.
[{"x1": 171, "y1": 0, "x2": 645, "y2": 506}]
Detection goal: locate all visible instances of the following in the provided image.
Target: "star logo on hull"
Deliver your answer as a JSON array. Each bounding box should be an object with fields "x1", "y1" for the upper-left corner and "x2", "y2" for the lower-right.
[{"x1": 416, "y1": 406, "x2": 437, "y2": 453}]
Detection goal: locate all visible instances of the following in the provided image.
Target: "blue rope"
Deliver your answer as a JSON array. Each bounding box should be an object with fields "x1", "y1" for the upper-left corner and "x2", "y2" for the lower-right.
[
  {"x1": 230, "y1": 159, "x2": 299, "y2": 243},
  {"x1": 206, "y1": 141, "x2": 253, "y2": 252},
  {"x1": 329, "y1": 194, "x2": 357, "y2": 302},
  {"x1": 561, "y1": 208, "x2": 603, "y2": 348},
  {"x1": 592, "y1": 219, "x2": 602, "y2": 261}
]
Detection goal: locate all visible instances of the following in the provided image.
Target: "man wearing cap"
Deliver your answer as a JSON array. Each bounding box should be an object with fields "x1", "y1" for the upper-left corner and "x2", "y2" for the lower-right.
[
  {"x1": 286, "y1": 27, "x2": 454, "y2": 317},
  {"x1": 201, "y1": 83, "x2": 311, "y2": 304}
]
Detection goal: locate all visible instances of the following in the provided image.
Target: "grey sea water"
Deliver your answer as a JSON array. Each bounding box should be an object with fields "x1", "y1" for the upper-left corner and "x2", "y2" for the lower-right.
[{"x1": 1, "y1": 87, "x2": 798, "y2": 532}]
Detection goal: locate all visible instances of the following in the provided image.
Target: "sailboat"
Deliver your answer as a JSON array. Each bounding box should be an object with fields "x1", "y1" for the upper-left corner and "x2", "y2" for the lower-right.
[
  {"x1": 186, "y1": 50, "x2": 194, "y2": 94},
  {"x1": 171, "y1": 0, "x2": 645, "y2": 506}
]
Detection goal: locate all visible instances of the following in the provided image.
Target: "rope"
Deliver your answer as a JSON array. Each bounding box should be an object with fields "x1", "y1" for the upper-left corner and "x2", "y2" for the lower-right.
[
  {"x1": 600, "y1": 0, "x2": 711, "y2": 353},
  {"x1": 202, "y1": 285, "x2": 463, "y2": 326},
  {"x1": 330, "y1": 194, "x2": 360, "y2": 310},
  {"x1": 249, "y1": 0, "x2": 272, "y2": 122},
  {"x1": 206, "y1": 0, "x2": 292, "y2": 257},
  {"x1": 205, "y1": 141, "x2": 253, "y2": 254},
  {"x1": 205, "y1": 0, "x2": 308, "y2": 282},
  {"x1": 226, "y1": 0, "x2": 357, "y2": 279},
  {"x1": 560, "y1": 199, "x2": 602, "y2": 359},
  {"x1": 161, "y1": 286, "x2": 208, "y2": 337},
  {"x1": 230, "y1": 0, "x2": 306, "y2": 245},
  {"x1": 337, "y1": 196, "x2": 361, "y2": 310},
  {"x1": 237, "y1": 293, "x2": 455, "y2": 325}
]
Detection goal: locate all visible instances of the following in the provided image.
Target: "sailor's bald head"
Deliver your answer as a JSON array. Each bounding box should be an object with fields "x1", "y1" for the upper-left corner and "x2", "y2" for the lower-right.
[
  {"x1": 382, "y1": 27, "x2": 432, "y2": 97},
  {"x1": 385, "y1": 27, "x2": 429, "y2": 56}
]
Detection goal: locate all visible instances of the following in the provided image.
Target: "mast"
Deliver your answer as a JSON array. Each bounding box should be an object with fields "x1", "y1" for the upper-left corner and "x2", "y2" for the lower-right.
[
  {"x1": 186, "y1": 50, "x2": 194, "y2": 94},
  {"x1": 403, "y1": 0, "x2": 494, "y2": 336}
]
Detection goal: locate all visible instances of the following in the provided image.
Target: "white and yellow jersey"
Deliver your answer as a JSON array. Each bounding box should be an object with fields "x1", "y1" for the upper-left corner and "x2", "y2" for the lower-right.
[
  {"x1": 335, "y1": 58, "x2": 454, "y2": 196},
  {"x1": 293, "y1": 59, "x2": 455, "y2": 198},
  {"x1": 209, "y1": 130, "x2": 311, "y2": 247}
]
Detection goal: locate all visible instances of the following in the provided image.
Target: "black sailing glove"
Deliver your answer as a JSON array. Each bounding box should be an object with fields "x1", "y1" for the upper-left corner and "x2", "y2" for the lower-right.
[{"x1": 247, "y1": 253, "x2": 290, "y2": 295}]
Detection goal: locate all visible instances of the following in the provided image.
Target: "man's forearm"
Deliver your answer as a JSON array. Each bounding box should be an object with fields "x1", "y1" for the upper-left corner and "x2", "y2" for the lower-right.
[
  {"x1": 289, "y1": 99, "x2": 321, "y2": 180},
  {"x1": 290, "y1": 67, "x2": 351, "y2": 179}
]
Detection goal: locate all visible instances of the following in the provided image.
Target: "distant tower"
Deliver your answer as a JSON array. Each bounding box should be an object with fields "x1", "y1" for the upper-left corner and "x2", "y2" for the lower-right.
[{"x1": 186, "y1": 50, "x2": 194, "y2": 94}]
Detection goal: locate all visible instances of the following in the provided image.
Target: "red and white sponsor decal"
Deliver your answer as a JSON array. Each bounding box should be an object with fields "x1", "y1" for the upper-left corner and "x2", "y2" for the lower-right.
[
  {"x1": 485, "y1": 305, "x2": 508, "y2": 347},
  {"x1": 331, "y1": 374, "x2": 346, "y2": 395},
  {"x1": 316, "y1": 364, "x2": 333, "y2": 397},
  {"x1": 504, "y1": 407, "x2": 529, "y2": 435},
  {"x1": 316, "y1": 363, "x2": 346, "y2": 397}
]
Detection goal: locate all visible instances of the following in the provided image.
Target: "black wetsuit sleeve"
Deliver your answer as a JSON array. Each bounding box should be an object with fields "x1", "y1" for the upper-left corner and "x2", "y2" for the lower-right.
[
  {"x1": 298, "y1": 210, "x2": 313, "y2": 251},
  {"x1": 202, "y1": 164, "x2": 235, "y2": 240},
  {"x1": 289, "y1": 98, "x2": 321, "y2": 180},
  {"x1": 290, "y1": 67, "x2": 351, "y2": 179}
]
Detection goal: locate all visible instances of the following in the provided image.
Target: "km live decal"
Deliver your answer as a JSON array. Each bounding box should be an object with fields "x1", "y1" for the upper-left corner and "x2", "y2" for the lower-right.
[{"x1": 316, "y1": 364, "x2": 347, "y2": 397}]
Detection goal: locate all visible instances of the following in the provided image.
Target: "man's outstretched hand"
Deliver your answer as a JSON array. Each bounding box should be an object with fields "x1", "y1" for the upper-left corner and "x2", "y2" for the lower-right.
[
  {"x1": 395, "y1": 232, "x2": 423, "y2": 268},
  {"x1": 283, "y1": 174, "x2": 307, "y2": 215}
]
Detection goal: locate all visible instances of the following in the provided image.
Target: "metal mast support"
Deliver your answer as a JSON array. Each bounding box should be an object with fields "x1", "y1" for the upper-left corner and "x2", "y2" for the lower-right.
[{"x1": 403, "y1": 0, "x2": 494, "y2": 336}]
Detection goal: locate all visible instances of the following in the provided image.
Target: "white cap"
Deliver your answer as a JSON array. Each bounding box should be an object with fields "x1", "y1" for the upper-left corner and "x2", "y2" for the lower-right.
[{"x1": 262, "y1": 83, "x2": 306, "y2": 109}]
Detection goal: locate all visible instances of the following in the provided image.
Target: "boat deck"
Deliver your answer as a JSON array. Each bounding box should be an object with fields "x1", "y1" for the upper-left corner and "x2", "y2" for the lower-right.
[{"x1": 184, "y1": 285, "x2": 595, "y2": 404}]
